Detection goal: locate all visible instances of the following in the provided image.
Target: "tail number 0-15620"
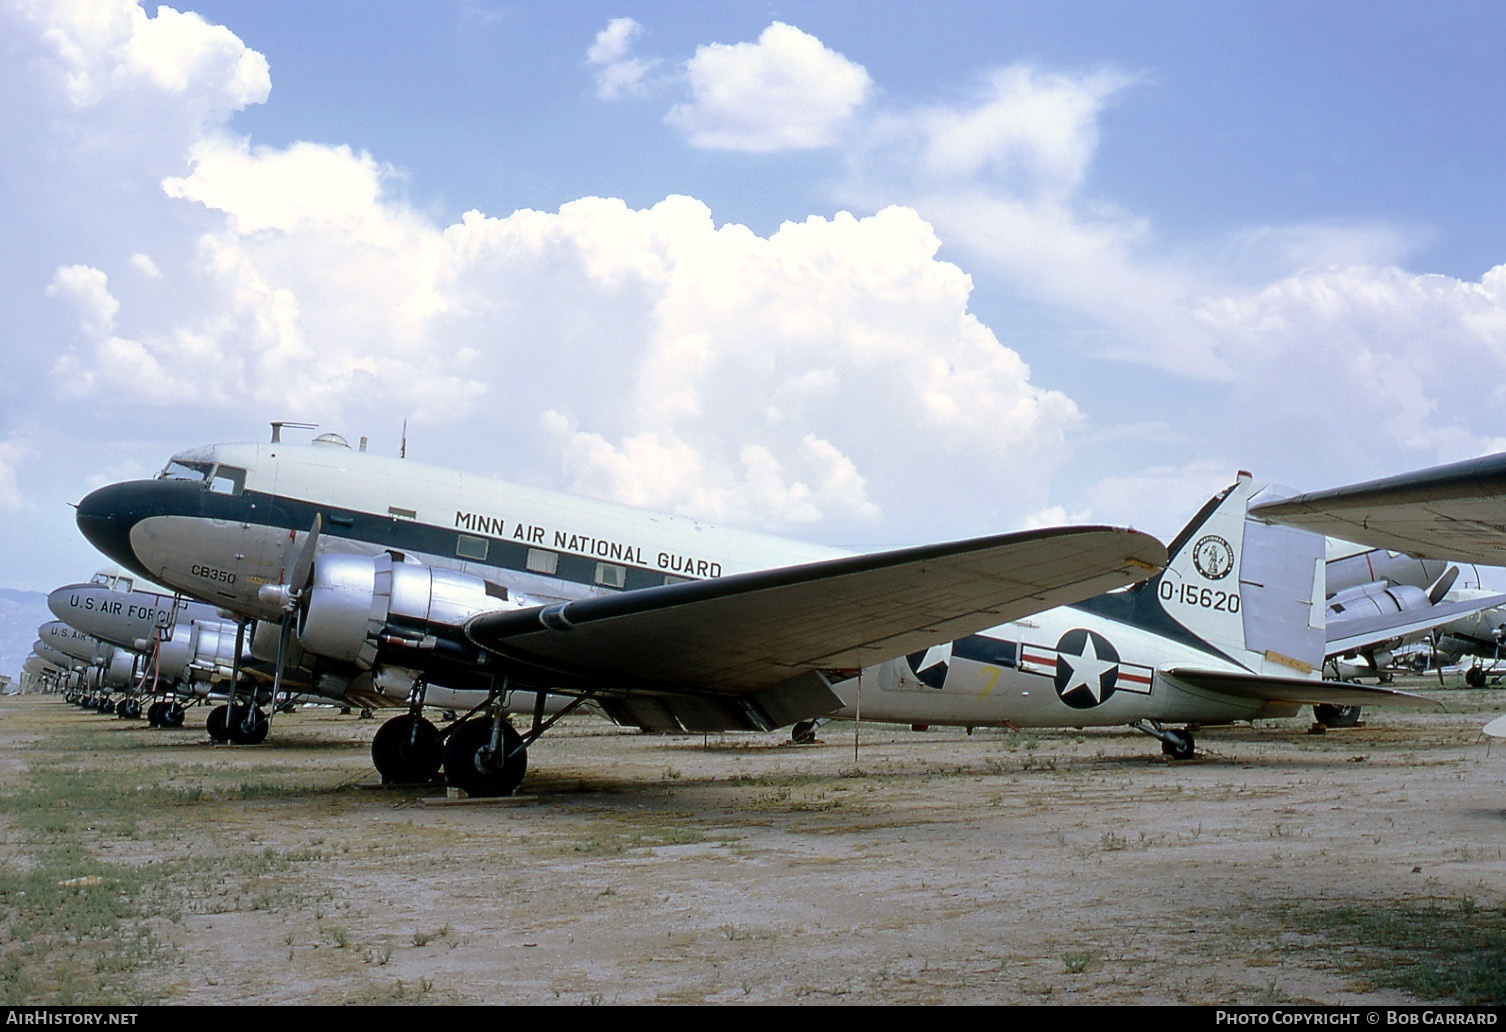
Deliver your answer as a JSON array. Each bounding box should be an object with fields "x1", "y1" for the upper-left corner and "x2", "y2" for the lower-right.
[{"x1": 1159, "y1": 580, "x2": 1239, "y2": 612}]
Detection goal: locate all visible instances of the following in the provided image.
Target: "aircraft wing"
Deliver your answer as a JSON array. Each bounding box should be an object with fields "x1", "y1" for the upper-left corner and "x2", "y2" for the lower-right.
[
  {"x1": 1326, "y1": 592, "x2": 1506, "y2": 658},
  {"x1": 1251, "y1": 452, "x2": 1506, "y2": 564},
  {"x1": 1162, "y1": 667, "x2": 1442, "y2": 708},
  {"x1": 466, "y1": 526, "x2": 1165, "y2": 732}
]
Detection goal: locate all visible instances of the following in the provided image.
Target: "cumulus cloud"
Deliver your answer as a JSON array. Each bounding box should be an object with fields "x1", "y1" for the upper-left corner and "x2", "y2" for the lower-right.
[
  {"x1": 666, "y1": 22, "x2": 872, "y2": 152},
  {"x1": 586, "y1": 17, "x2": 657, "y2": 99}
]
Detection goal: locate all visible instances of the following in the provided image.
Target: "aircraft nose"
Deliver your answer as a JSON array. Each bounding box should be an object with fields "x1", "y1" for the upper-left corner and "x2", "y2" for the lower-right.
[{"x1": 76, "y1": 482, "x2": 146, "y2": 571}]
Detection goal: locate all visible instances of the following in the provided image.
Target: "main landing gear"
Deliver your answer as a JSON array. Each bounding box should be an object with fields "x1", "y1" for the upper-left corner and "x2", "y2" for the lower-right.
[
  {"x1": 1133, "y1": 719, "x2": 1196, "y2": 760},
  {"x1": 207, "y1": 701, "x2": 269, "y2": 745},
  {"x1": 1313, "y1": 703, "x2": 1361, "y2": 729},
  {"x1": 368, "y1": 679, "x2": 597, "y2": 797}
]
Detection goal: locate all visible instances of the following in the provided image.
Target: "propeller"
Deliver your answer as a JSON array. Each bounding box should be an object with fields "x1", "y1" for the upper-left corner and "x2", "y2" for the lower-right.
[
  {"x1": 253, "y1": 515, "x2": 323, "y2": 730},
  {"x1": 1427, "y1": 565, "x2": 1460, "y2": 606}
]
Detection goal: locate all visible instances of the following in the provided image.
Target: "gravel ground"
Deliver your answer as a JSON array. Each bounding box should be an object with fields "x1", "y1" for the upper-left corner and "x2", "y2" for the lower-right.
[{"x1": 2, "y1": 682, "x2": 1505, "y2": 1005}]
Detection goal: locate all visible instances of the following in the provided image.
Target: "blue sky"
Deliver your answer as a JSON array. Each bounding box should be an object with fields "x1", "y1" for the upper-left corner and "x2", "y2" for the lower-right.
[{"x1": 3, "y1": 0, "x2": 1506, "y2": 593}]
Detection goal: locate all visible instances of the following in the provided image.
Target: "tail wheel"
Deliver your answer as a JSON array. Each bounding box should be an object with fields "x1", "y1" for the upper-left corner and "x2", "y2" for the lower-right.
[
  {"x1": 1161, "y1": 729, "x2": 1195, "y2": 760},
  {"x1": 371, "y1": 714, "x2": 443, "y2": 785},
  {"x1": 443, "y1": 719, "x2": 527, "y2": 797}
]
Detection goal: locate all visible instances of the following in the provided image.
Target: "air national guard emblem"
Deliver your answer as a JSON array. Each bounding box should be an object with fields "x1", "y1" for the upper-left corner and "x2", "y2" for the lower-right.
[{"x1": 1192, "y1": 534, "x2": 1235, "y2": 581}]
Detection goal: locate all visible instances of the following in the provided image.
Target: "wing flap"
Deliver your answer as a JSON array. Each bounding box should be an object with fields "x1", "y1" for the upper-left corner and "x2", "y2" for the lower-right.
[
  {"x1": 466, "y1": 526, "x2": 1165, "y2": 716},
  {"x1": 1163, "y1": 666, "x2": 1443, "y2": 708}
]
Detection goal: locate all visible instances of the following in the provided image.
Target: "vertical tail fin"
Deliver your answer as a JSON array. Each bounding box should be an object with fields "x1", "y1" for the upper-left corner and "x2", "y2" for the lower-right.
[{"x1": 1141, "y1": 474, "x2": 1326, "y2": 675}]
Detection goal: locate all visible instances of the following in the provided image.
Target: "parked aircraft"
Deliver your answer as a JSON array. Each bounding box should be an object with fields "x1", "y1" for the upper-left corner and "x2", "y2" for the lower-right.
[
  {"x1": 803, "y1": 474, "x2": 1439, "y2": 753},
  {"x1": 48, "y1": 573, "x2": 575, "y2": 742},
  {"x1": 1252, "y1": 452, "x2": 1506, "y2": 727},
  {"x1": 73, "y1": 429, "x2": 1166, "y2": 795}
]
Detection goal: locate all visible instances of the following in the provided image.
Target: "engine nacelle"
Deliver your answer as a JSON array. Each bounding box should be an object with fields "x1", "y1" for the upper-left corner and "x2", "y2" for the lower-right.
[
  {"x1": 1326, "y1": 582, "x2": 1430, "y2": 621},
  {"x1": 295, "y1": 553, "x2": 519, "y2": 671}
]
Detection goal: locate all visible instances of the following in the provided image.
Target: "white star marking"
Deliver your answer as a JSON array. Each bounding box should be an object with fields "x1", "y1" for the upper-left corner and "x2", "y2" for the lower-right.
[{"x1": 1058, "y1": 636, "x2": 1119, "y2": 703}]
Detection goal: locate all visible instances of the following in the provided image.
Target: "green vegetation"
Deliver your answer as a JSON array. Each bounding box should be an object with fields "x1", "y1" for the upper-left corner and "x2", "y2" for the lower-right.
[{"x1": 1275, "y1": 896, "x2": 1506, "y2": 1004}]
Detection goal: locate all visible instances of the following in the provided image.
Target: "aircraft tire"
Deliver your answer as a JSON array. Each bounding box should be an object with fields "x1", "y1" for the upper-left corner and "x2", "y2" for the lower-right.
[
  {"x1": 228, "y1": 706, "x2": 269, "y2": 746},
  {"x1": 118, "y1": 698, "x2": 142, "y2": 720},
  {"x1": 206, "y1": 704, "x2": 230, "y2": 743},
  {"x1": 443, "y1": 719, "x2": 527, "y2": 797},
  {"x1": 1161, "y1": 730, "x2": 1195, "y2": 761},
  {"x1": 98, "y1": 698, "x2": 115, "y2": 715},
  {"x1": 161, "y1": 702, "x2": 186, "y2": 728},
  {"x1": 1314, "y1": 703, "x2": 1361, "y2": 728},
  {"x1": 371, "y1": 714, "x2": 443, "y2": 784},
  {"x1": 790, "y1": 720, "x2": 818, "y2": 745},
  {"x1": 146, "y1": 701, "x2": 166, "y2": 726},
  {"x1": 1466, "y1": 666, "x2": 1487, "y2": 688}
]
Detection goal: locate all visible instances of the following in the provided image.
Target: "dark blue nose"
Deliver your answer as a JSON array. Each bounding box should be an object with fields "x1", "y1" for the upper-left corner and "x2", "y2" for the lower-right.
[{"x1": 76, "y1": 482, "x2": 150, "y2": 574}]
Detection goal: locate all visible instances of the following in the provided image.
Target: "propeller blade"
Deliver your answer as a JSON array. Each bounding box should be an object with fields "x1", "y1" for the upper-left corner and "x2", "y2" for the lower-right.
[
  {"x1": 1427, "y1": 565, "x2": 1460, "y2": 605},
  {"x1": 289, "y1": 514, "x2": 322, "y2": 597}
]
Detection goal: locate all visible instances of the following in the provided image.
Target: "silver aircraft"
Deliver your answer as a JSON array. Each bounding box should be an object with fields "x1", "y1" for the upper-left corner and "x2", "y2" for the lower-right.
[
  {"x1": 803, "y1": 474, "x2": 1439, "y2": 754},
  {"x1": 48, "y1": 573, "x2": 575, "y2": 741},
  {"x1": 73, "y1": 427, "x2": 1166, "y2": 795}
]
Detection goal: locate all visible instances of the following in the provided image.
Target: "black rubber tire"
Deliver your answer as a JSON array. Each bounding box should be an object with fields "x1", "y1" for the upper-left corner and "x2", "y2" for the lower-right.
[
  {"x1": 1314, "y1": 703, "x2": 1361, "y2": 728},
  {"x1": 161, "y1": 702, "x2": 186, "y2": 728},
  {"x1": 443, "y1": 719, "x2": 527, "y2": 797},
  {"x1": 790, "y1": 720, "x2": 818, "y2": 744},
  {"x1": 1161, "y1": 730, "x2": 1195, "y2": 760},
  {"x1": 146, "y1": 700, "x2": 166, "y2": 726},
  {"x1": 1466, "y1": 666, "x2": 1487, "y2": 688},
  {"x1": 98, "y1": 698, "x2": 115, "y2": 715},
  {"x1": 371, "y1": 715, "x2": 443, "y2": 784},
  {"x1": 227, "y1": 706, "x2": 269, "y2": 745},
  {"x1": 118, "y1": 698, "x2": 142, "y2": 720},
  {"x1": 206, "y1": 704, "x2": 230, "y2": 743}
]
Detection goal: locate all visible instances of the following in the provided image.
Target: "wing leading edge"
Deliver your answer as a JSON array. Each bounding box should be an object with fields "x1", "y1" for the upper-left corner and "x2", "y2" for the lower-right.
[{"x1": 465, "y1": 525, "x2": 1166, "y2": 732}]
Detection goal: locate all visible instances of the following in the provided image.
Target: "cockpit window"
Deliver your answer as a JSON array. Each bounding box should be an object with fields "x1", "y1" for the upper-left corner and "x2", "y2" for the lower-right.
[
  {"x1": 158, "y1": 459, "x2": 213, "y2": 483},
  {"x1": 209, "y1": 465, "x2": 246, "y2": 495}
]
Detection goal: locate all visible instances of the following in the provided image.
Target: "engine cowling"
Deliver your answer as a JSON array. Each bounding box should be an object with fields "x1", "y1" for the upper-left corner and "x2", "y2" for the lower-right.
[{"x1": 294, "y1": 553, "x2": 519, "y2": 672}]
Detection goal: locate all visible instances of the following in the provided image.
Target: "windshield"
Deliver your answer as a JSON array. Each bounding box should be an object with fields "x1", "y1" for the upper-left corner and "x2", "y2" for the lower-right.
[{"x1": 157, "y1": 459, "x2": 213, "y2": 483}]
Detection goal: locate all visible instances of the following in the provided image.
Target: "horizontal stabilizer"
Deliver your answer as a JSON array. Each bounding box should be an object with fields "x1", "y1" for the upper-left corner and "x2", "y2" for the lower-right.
[
  {"x1": 466, "y1": 525, "x2": 1165, "y2": 728},
  {"x1": 1162, "y1": 666, "x2": 1443, "y2": 709}
]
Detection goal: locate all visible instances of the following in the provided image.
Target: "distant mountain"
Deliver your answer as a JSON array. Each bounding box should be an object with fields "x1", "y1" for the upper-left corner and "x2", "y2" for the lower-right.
[{"x1": 0, "y1": 587, "x2": 54, "y2": 681}]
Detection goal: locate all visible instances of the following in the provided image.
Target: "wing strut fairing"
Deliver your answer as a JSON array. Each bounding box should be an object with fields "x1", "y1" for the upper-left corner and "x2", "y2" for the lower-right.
[{"x1": 466, "y1": 525, "x2": 1166, "y2": 733}]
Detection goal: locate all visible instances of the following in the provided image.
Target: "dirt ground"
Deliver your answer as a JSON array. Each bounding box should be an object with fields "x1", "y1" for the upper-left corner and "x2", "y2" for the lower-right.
[{"x1": 3, "y1": 682, "x2": 1506, "y2": 1006}]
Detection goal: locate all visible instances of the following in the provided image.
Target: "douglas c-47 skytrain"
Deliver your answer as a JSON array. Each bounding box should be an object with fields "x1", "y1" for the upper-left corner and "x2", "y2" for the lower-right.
[{"x1": 74, "y1": 428, "x2": 1168, "y2": 795}]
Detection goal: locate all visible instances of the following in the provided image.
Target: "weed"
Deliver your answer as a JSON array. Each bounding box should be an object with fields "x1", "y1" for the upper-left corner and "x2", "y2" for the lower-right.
[{"x1": 1062, "y1": 951, "x2": 1096, "y2": 974}]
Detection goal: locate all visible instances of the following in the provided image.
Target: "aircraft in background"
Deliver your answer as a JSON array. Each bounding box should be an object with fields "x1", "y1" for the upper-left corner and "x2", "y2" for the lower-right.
[
  {"x1": 48, "y1": 572, "x2": 574, "y2": 742},
  {"x1": 800, "y1": 474, "x2": 1440, "y2": 754},
  {"x1": 1252, "y1": 452, "x2": 1506, "y2": 723},
  {"x1": 73, "y1": 428, "x2": 1166, "y2": 795}
]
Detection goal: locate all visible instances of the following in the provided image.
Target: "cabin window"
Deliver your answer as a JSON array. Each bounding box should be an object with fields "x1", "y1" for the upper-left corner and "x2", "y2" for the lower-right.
[
  {"x1": 209, "y1": 465, "x2": 245, "y2": 495},
  {"x1": 663, "y1": 575, "x2": 690, "y2": 586},
  {"x1": 388, "y1": 506, "x2": 417, "y2": 520},
  {"x1": 595, "y1": 563, "x2": 626, "y2": 589},
  {"x1": 456, "y1": 535, "x2": 489, "y2": 561},
  {"x1": 526, "y1": 549, "x2": 559, "y2": 575}
]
